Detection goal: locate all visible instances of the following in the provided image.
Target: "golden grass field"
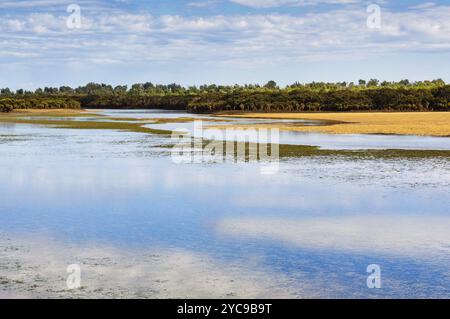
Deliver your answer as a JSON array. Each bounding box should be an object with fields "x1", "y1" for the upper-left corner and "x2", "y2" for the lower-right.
[{"x1": 215, "y1": 112, "x2": 450, "y2": 137}]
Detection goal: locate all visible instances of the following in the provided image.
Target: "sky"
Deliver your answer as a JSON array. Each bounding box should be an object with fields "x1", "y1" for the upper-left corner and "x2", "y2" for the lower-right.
[{"x1": 1, "y1": 0, "x2": 450, "y2": 90}]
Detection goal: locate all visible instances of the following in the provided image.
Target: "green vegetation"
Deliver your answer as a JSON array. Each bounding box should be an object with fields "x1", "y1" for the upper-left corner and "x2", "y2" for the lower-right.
[
  {"x1": 0, "y1": 116, "x2": 172, "y2": 135},
  {"x1": 165, "y1": 139, "x2": 450, "y2": 160},
  {"x1": 1, "y1": 79, "x2": 449, "y2": 113},
  {"x1": 188, "y1": 81, "x2": 450, "y2": 113},
  {"x1": 0, "y1": 97, "x2": 80, "y2": 112},
  {"x1": 277, "y1": 144, "x2": 450, "y2": 159}
]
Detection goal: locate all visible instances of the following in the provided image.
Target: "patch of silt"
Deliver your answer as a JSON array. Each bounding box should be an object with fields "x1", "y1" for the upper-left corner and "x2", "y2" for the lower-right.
[{"x1": 0, "y1": 234, "x2": 300, "y2": 299}]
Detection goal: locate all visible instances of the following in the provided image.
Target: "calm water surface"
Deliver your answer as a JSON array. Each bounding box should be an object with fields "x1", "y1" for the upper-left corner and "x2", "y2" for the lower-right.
[{"x1": 0, "y1": 110, "x2": 449, "y2": 298}]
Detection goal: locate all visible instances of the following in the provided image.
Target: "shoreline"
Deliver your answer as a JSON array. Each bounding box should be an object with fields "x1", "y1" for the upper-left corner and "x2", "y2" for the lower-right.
[
  {"x1": 3, "y1": 109, "x2": 450, "y2": 138},
  {"x1": 211, "y1": 112, "x2": 450, "y2": 137}
]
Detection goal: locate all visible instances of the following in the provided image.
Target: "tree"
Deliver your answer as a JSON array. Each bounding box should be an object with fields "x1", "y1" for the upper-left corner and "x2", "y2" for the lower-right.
[
  {"x1": 59, "y1": 86, "x2": 74, "y2": 94},
  {"x1": 1, "y1": 88, "x2": 12, "y2": 96},
  {"x1": 1, "y1": 80, "x2": 448, "y2": 113},
  {"x1": 367, "y1": 79, "x2": 379, "y2": 87},
  {"x1": 264, "y1": 80, "x2": 277, "y2": 89},
  {"x1": 114, "y1": 85, "x2": 128, "y2": 95},
  {"x1": 399, "y1": 79, "x2": 410, "y2": 86},
  {"x1": 130, "y1": 83, "x2": 144, "y2": 95},
  {"x1": 143, "y1": 82, "x2": 154, "y2": 90}
]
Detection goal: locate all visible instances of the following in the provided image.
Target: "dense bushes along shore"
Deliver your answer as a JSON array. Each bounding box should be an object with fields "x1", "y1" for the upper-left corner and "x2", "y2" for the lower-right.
[
  {"x1": 1, "y1": 80, "x2": 449, "y2": 113},
  {"x1": 188, "y1": 86, "x2": 450, "y2": 113},
  {"x1": 0, "y1": 98, "x2": 81, "y2": 112}
]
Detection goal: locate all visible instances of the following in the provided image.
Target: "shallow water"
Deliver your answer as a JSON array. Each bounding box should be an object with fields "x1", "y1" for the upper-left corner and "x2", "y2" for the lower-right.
[
  {"x1": 0, "y1": 110, "x2": 449, "y2": 298},
  {"x1": 140, "y1": 113, "x2": 450, "y2": 150}
]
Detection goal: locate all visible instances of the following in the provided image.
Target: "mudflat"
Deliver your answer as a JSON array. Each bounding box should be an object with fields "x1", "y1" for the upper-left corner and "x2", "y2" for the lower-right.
[{"x1": 215, "y1": 112, "x2": 450, "y2": 137}]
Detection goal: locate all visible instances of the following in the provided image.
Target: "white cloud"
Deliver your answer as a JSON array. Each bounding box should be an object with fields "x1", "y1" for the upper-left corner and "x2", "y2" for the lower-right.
[
  {"x1": 0, "y1": 0, "x2": 77, "y2": 9},
  {"x1": 188, "y1": 0, "x2": 219, "y2": 8},
  {"x1": 0, "y1": 4, "x2": 450, "y2": 67},
  {"x1": 230, "y1": 0, "x2": 361, "y2": 9},
  {"x1": 0, "y1": 234, "x2": 298, "y2": 298},
  {"x1": 410, "y1": 2, "x2": 436, "y2": 10},
  {"x1": 217, "y1": 215, "x2": 450, "y2": 258}
]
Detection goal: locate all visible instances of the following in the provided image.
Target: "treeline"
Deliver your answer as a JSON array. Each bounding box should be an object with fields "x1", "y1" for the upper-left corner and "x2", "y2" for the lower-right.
[
  {"x1": 1, "y1": 79, "x2": 449, "y2": 113},
  {"x1": 188, "y1": 86, "x2": 450, "y2": 113},
  {"x1": 78, "y1": 94, "x2": 191, "y2": 110},
  {"x1": 0, "y1": 98, "x2": 81, "y2": 113}
]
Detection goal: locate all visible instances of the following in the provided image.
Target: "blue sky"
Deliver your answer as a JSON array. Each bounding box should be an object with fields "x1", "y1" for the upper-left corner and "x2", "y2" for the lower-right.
[{"x1": 1, "y1": 0, "x2": 450, "y2": 90}]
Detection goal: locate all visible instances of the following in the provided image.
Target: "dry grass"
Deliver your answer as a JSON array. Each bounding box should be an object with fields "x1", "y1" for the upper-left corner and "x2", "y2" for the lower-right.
[{"x1": 215, "y1": 112, "x2": 450, "y2": 137}]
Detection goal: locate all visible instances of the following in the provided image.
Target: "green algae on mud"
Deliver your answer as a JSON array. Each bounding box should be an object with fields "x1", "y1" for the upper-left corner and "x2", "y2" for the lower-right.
[
  {"x1": 5, "y1": 110, "x2": 100, "y2": 118},
  {"x1": 0, "y1": 113, "x2": 229, "y2": 135},
  {"x1": 277, "y1": 144, "x2": 450, "y2": 159},
  {"x1": 0, "y1": 116, "x2": 173, "y2": 135},
  {"x1": 159, "y1": 139, "x2": 450, "y2": 160}
]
